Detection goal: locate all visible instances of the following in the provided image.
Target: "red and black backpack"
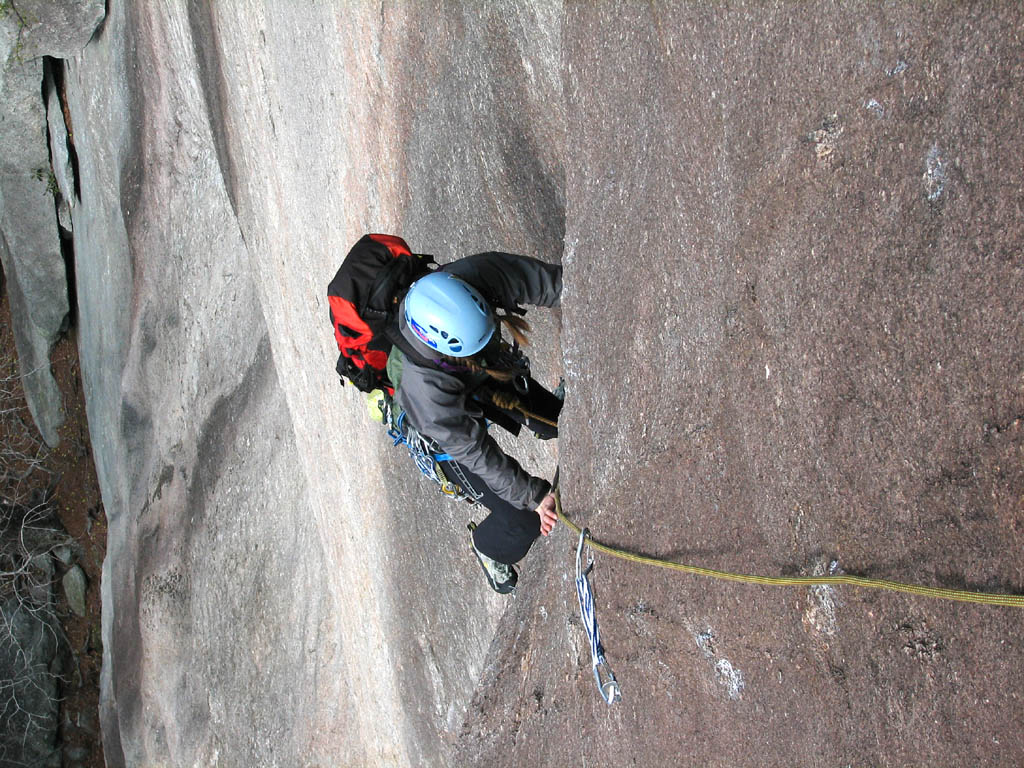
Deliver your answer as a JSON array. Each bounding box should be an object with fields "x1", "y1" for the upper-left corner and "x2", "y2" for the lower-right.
[{"x1": 327, "y1": 234, "x2": 435, "y2": 393}]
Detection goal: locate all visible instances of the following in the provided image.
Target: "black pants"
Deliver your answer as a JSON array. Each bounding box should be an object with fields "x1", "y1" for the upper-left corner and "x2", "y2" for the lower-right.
[{"x1": 445, "y1": 377, "x2": 562, "y2": 565}]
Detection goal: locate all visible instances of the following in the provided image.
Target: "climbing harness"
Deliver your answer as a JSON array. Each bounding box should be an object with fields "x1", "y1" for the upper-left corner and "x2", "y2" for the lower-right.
[
  {"x1": 382, "y1": 398, "x2": 482, "y2": 504},
  {"x1": 574, "y1": 524, "x2": 621, "y2": 705}
]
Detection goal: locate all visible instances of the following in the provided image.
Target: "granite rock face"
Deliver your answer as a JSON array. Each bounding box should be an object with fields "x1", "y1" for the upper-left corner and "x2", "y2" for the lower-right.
[
  {"x1": 460, "y1": 3, "x2": 1024, "y2": 767},
  {"x1": 57, "y1": 1, "x2": 1024, "y2": 766},
  {"x1": 64, "y1": 2, "x2": 561, "y2": 766},
  {"x1": 0, "y1": 47, "x2": 67, "y2": 448},
  {"x1": 0, "y1": 0, "x2": 105, "y2": 447},
  {"x1": 2, "y1": 0, "x2": 105, "y2": 61}
]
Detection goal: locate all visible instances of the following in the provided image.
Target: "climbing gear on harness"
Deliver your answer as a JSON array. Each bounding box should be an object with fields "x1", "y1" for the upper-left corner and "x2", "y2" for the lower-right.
[
  {"x1": 555, "y1": 497, "x2": 1024, "y2": 608},
  {"x1": 468, "y1": 521, "x2": 518, "y2": 594},
  {"x1": 378, "y1": 391, "x2": 482, "y2": 504},
  {"x1": 405, "y1": 272, "x2": 495, "y2": 357},
  {"x1": 575, "y1": 522, "x2": 621, "y2": 705}
]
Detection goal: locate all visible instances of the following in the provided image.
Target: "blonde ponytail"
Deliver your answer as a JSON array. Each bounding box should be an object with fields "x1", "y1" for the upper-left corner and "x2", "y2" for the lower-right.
[{"x1": 498, "y1": 313, "x2": 530, "y2": 349}]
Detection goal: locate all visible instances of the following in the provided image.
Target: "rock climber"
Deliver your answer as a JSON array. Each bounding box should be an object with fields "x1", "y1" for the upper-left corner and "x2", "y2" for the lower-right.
[{"x1": 393, "y1": 252, "x2": 563, "y2": 593}]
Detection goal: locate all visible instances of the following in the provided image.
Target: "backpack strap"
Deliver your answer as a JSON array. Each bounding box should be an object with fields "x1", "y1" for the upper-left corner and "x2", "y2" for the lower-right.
[
  {"x1": 363, "y1": 252, "x2": 437, "y2": 324},
  {"x1": 385, "y1": 321, "x2": 440, "y2": 370}
]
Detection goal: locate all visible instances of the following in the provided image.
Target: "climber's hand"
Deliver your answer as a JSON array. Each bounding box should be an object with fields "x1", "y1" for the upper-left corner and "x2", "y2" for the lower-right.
[{"x1": 535, "y1": 493, "x2": 558, "y2": 536}]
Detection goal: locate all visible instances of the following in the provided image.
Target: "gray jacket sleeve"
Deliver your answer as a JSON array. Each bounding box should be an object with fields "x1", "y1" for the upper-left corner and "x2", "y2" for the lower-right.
[
  {"x1": 396, "y1": 362, "x2": 550, "y2": 510},
  {"x1": 443, "y1": 252, "x2": 561, "y2": 309}
]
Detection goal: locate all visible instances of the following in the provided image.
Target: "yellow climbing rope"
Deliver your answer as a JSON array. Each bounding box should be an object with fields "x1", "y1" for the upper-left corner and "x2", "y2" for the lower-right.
[{"x1": 553, "y1": 491, "x2": 1024, "y2": 608}]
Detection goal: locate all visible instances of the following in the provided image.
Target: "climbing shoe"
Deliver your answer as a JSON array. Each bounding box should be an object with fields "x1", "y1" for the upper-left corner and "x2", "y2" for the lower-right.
[{"x1": 471, "y1": 542, "x2": 518, "y2": 594}]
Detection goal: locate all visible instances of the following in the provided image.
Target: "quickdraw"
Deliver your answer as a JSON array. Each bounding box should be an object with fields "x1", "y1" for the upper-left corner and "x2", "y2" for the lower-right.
[{"x1": 575, "y1": 526, "x2": 621, "y2": 705}]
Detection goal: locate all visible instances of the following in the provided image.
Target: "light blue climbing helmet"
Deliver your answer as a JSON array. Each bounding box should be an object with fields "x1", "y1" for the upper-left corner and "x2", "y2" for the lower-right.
[{"x1": 404, "y1": 271, "x2": 495, "y2": 357}]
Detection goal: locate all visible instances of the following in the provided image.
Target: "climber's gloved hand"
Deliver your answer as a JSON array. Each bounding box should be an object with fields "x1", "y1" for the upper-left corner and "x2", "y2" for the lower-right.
[{"x1": 535, "y1": 493, "x2": 558, "y2": 536}]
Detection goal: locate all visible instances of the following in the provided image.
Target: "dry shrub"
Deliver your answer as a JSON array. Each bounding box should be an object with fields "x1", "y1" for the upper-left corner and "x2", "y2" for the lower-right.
[{"x1": 0, "y1": 321, "x2": 68, "y2": 767}]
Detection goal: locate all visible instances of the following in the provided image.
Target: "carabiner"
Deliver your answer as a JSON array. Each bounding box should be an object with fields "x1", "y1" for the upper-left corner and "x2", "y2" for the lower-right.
[{"x1": 594, "y1": 661, "x2": 621, "y2": 705}]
